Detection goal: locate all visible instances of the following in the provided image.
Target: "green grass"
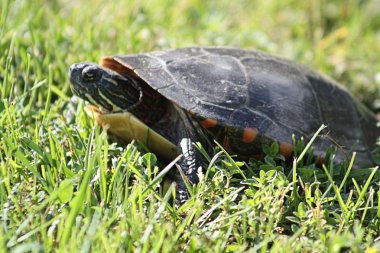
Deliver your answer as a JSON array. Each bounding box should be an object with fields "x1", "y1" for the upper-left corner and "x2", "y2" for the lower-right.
[{"x1": 1, "y1": 0, "x2": 380, "y2": 252}]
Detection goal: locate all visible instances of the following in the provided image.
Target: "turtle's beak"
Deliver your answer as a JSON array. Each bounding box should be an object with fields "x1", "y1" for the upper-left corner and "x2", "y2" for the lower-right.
[
  {"x1": 68, "y1": 63, "x2": 85, "y2": 97},
  {"x1": 68, "y1": 63, "x2": 77, "y2": 83},
  {"x1": 69, "y1": 62, "x2": 86, "y2": 89}
]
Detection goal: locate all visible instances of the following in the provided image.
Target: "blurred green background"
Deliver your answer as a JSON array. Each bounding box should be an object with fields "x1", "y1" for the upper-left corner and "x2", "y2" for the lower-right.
[{"x1": 1, "y1": 0, "x2": 379, "y2": 110}]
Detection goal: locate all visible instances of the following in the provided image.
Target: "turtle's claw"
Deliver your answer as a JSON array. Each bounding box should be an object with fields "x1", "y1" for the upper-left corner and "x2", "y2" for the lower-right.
[
  {"x1": 174, "y1": 138, "x2": 202, "y2": 204},
  {"x1": 179, "y1": 138, "x2": 201, "y2": 184}
]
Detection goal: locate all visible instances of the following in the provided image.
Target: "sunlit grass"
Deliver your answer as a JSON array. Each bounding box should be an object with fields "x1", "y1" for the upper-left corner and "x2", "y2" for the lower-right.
[{"x1": 0, "y1": 0, "x2": 379, "y2": 252}]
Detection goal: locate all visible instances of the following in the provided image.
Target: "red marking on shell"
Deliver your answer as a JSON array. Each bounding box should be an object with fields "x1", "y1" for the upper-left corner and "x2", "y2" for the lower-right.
[
  {"x1": 201, "y1": 118, "x2": 218, "y2": 128},
  {"x1": 242, "y1": 127, "x2": 258, "y2": 143},
  {"x1": 279, "y1": 142, "x2": 293, "y2": 158}
]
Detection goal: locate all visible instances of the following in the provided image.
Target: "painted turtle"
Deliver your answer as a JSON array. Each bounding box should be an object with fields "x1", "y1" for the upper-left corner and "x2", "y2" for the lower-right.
[{"x1": 69, "y1": 47, "x2": 380, "y2": 202}]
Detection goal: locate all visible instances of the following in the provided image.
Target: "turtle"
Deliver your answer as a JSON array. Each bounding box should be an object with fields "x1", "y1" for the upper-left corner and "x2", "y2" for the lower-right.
[{"x1": 69, "y1": 47, "x2": 380, "y2": 203}]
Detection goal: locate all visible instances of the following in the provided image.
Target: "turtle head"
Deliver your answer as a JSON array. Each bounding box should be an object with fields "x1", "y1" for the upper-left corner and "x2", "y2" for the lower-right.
[{"x1": 69, "y1": 62, "x2": 141, "y2": 112}]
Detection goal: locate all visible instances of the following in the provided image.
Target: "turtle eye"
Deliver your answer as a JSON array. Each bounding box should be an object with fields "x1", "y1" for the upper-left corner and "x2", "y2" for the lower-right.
[{"x1": 82, "y1": 66, "x2": 101, "y2": 82}]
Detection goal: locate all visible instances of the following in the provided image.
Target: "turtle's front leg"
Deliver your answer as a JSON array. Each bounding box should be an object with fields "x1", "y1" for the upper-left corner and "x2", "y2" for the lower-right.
[{"x1": 174, "y1": 138, "x2": 202, "y2": 204}]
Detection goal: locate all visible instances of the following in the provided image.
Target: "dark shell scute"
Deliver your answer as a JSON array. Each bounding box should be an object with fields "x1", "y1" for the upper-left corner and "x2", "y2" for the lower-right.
[
  {"x1": 204, "y1": 47, "x2": 271, "y2": 61},
  {"x1": 243, "y1": 57, "x2": 322, "y2": 135},
  {"x1": 306, "y1": 74, "x2": 367, "y2": 151},
  {"x1": 163, "y1": 54, "x2": 249, "y2": 109},
  {"x1": 134, "y1": 68, "x2": 176, "y2": 90},
  {"x1": 115, "y1": 54, "x2": 162, "y2": 69},
  {"x1": 194, "y1": 101, "x2": 235, "y2": 125},
  {"x1": 149, "y1": 47, "x2": 205, "y2": 64}
]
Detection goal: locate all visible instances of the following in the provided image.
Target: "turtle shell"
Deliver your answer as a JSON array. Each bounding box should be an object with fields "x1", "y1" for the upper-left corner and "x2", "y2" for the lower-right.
[{"x1": 100, "y1": 47, "x2": 379, "y2": 167}]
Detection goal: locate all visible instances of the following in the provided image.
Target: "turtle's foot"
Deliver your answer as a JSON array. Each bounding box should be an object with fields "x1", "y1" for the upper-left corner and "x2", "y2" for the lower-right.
[
  {"x1": 174, "y1": 138, "x2": 202, "y2": 204},
  {"x1": 179, "y1": 138, "x2": 201, "y2": 183},
  {"x1": 175, "y1": 175, "x2": 190, "y2": 205}
]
